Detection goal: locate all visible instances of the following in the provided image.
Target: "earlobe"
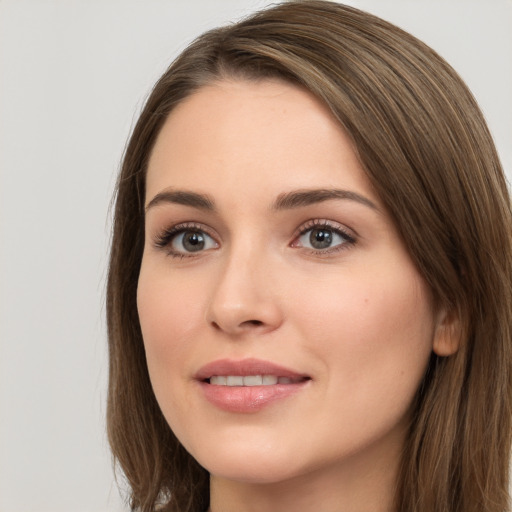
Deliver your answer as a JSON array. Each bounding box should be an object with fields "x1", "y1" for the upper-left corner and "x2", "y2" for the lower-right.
[{"x1": 432, "y1": 307, "x2": 462, "y2": 357}]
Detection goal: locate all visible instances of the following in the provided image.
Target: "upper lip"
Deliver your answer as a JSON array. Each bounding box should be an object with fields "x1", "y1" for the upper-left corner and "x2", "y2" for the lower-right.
[{"x1": 195, "y1": 358, "x2": 310, "y2": 381}]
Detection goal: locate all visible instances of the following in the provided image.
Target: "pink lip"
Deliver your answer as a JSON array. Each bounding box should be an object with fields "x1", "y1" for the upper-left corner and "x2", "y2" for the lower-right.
[{"x1": 195, "y1": 358, "x2": 310, "y2": 413}]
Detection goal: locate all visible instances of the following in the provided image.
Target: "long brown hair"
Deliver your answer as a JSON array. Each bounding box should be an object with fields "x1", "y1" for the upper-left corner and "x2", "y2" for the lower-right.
[{"x1": 106, "y1": 2, "x2": 512, "y2": 511}]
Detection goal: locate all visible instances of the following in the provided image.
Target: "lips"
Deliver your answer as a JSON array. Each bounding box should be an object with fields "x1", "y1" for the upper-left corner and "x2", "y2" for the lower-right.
[
  {"x1": 195, "y1": 358, "x2": 311, "y2": 413},
  {"x1": 209, "y1": 375, "x2": 302, "y2": 386}
]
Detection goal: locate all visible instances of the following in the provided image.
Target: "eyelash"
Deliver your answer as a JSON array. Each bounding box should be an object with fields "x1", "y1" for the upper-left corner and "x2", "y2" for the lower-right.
[
  {"x1": 154, "y1": 222, "x2": 216, "y2": 259},
  {"x1": 153, "y1": 219, "x2": 357, "y2": 258},
  {"x1": 292, "y1": 219, "x2": 357, "y2": 255}
]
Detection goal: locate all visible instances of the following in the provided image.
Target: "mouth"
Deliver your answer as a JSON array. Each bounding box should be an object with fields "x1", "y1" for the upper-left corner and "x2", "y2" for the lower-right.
[
  {"x1": 196, "y1": 358, "x2": 311, "y2": 413},
  {"x1": 207, "y1": 375, "x2": 308, "y2": 386}
]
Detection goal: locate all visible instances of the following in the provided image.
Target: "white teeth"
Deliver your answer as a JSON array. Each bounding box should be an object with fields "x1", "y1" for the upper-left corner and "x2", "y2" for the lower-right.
[
  {"x1": 209, "y1": 376, "x2": 227, "y2": 385},
  {"x1": 226, "y1": 376, "x2": 244, "y2": 386},
  {"x1": 243, "y1": 375, "x2": 263, "y2": 386},
  {"x1": 262, "y1": 375, "x2": 278, "y2": 385},
  {"x1": 209, "y1": 375, "x2": 291, "y2": 386}
]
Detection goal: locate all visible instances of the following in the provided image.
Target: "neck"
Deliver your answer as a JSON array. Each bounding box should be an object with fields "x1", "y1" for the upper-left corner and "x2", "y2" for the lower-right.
[{"x1": 208, "y1": 434, "x2": 402, "y2": 512}]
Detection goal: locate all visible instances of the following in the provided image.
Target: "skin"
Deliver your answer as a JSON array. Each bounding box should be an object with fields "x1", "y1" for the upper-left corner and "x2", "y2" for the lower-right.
[{"x1": 137, "y1": 79, "x2": 455, "y2": 512}]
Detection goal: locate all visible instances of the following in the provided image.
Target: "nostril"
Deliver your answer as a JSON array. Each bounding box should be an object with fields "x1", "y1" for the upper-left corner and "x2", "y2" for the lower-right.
[
  {"x1": 245, "y1": 320, "x2": 264, "y2": 327},
  {"x1": 209, "y1": 319, "x2": 263, "y2": 331}
]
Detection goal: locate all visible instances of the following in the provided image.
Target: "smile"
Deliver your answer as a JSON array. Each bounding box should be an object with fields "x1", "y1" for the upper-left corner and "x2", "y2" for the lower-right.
[
  {"x1": 196, "y1": 358, "x2": 311, "y2": 413},
  {"x1": 209, "y1": 375, "x2": 306, "y2": 386}
]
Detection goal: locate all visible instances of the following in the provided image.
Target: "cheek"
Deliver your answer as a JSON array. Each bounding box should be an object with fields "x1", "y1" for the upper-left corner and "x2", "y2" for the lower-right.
[
  {"x1": 294, "y1": 265, "x2": 434, "y2": 341},
  {"x1": 342, "y1": 278, "x2": 433, "y2": 352},
  {"x1": 136, "y1": 263, "x2": 204, "y2": 380},
  {"x1": 291, "y1": 262, "x2": 435, "y2": 406}
]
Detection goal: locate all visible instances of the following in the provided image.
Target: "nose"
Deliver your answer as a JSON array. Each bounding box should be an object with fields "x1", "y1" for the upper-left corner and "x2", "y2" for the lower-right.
[{"x1": 206, "y1": 244, "x2": 283, "y2": 336}]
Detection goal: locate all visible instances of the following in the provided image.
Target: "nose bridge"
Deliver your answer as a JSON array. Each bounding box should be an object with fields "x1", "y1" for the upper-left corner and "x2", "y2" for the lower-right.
[{"x1": 206, "y1": 235, "x2": 282, "y2": 334}]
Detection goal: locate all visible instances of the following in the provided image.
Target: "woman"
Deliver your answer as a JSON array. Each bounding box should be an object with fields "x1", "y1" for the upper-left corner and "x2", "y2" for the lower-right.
[{"x1": 106, "y1": 1, "x2": 512, "y2": 511}]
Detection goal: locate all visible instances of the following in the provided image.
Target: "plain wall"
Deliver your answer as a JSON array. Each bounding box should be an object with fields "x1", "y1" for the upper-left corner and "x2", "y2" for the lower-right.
[{"x1": 0, "y1": 1, "x2": 510, "y2": 511}]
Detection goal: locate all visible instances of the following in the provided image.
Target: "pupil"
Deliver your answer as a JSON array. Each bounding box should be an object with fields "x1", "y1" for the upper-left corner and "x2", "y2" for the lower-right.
[
  {"x1": 310, "y1": 228, "x2": 332, "y2": 249},
  {"x1": 183, "y1": 231, "x2": 205, "y2": 252}
]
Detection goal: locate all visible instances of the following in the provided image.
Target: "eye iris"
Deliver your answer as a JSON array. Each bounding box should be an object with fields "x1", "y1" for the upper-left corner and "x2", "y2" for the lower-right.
[
  {"x1": 310, "y1": 228, "x2": 332, "y2": 249},
  {"x1": 182, "y1": 231, "x2": 205, "y2": 252}
]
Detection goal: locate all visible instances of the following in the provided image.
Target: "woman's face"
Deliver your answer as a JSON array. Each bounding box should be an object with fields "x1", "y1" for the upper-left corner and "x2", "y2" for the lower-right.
[{"x1": 138, "y1": 79, "x2": 444, "y2": 485}]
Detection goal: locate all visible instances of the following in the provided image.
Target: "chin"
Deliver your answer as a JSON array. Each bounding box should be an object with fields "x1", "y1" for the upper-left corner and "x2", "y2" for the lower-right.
[
  {"x1": 204, "y1": 456, "x2": 305, "y2": 485},
  {"x1": 186, "y1": 433, "x2": 310, "y2": 485}
]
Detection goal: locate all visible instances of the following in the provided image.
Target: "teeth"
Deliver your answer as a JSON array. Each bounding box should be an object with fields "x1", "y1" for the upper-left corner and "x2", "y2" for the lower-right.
[
  {"x1": 210, "y1": 376, "x2": 227, "y2": 385},
  {"x1": 226, "y1": 376, "x2": 243, "y2": 386},
  {"x1": 209, "y1": 375, "x2": 296, "y2": 386},
  {"x1": 244, "y1": 375, "x2": 263, "y2": 386},
  {"x1": 262, "y1": 375, "x2": 278, "y2": 385}
]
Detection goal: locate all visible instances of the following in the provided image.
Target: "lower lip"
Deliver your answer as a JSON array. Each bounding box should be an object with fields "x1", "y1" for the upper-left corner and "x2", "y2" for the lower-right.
[{"x1": 199, "y1": 381, "x2": 308, "y2": 413}]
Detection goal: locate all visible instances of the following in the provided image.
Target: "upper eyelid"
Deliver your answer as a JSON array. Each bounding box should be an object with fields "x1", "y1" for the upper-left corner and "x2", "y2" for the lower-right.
[
  {"x1": 293, "y1": 218, "x2": 356, "y2": 238},
  {"x1": 156, "y1": 221, "x2": 217, "y2": 237},
  {"x1": 153, "y1": 222, "x2": 219, "y2": 249},
  {"x1": 151, "y1": 218, "x2": 356, "y2": 248}
]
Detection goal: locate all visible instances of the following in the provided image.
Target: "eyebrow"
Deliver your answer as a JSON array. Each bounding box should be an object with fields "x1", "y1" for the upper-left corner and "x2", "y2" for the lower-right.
[
  {"x1": 145, "y1": 187, "x2": 379, "y2": 213},
  {"x1": 145, "y1": 190, "x2": 216, "y2": 212},
  {"x1": 272, "y1": 188, "x2": 379, "y2": 211}
]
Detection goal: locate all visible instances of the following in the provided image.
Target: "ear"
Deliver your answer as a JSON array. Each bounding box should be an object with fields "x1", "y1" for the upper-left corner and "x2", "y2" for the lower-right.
[{"x1": 432, "y1": 306, "x2": 461, "y2": 357}]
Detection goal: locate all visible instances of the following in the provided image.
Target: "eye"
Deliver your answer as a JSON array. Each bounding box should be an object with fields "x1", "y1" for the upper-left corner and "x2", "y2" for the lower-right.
[
  {"x1": 155, "y1": 224, "x2": 218, "y2": 257},
  {"x1": 293, "y1": 221, "x2": 356, "y2": 253},
  {"x1": 171, "y1": 229, "x2": 217, "y2": 253}
]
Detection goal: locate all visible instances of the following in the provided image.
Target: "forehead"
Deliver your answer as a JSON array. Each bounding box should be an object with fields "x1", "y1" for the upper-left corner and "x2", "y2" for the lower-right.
[{"x1": 145, "y1": 79, "x2": 376, "y2": 207}]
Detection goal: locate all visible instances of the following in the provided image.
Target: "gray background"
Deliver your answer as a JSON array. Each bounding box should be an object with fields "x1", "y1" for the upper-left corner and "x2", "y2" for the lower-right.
[{"x1": 1, "y1": 1, "x2": 510, "y2": 511}]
